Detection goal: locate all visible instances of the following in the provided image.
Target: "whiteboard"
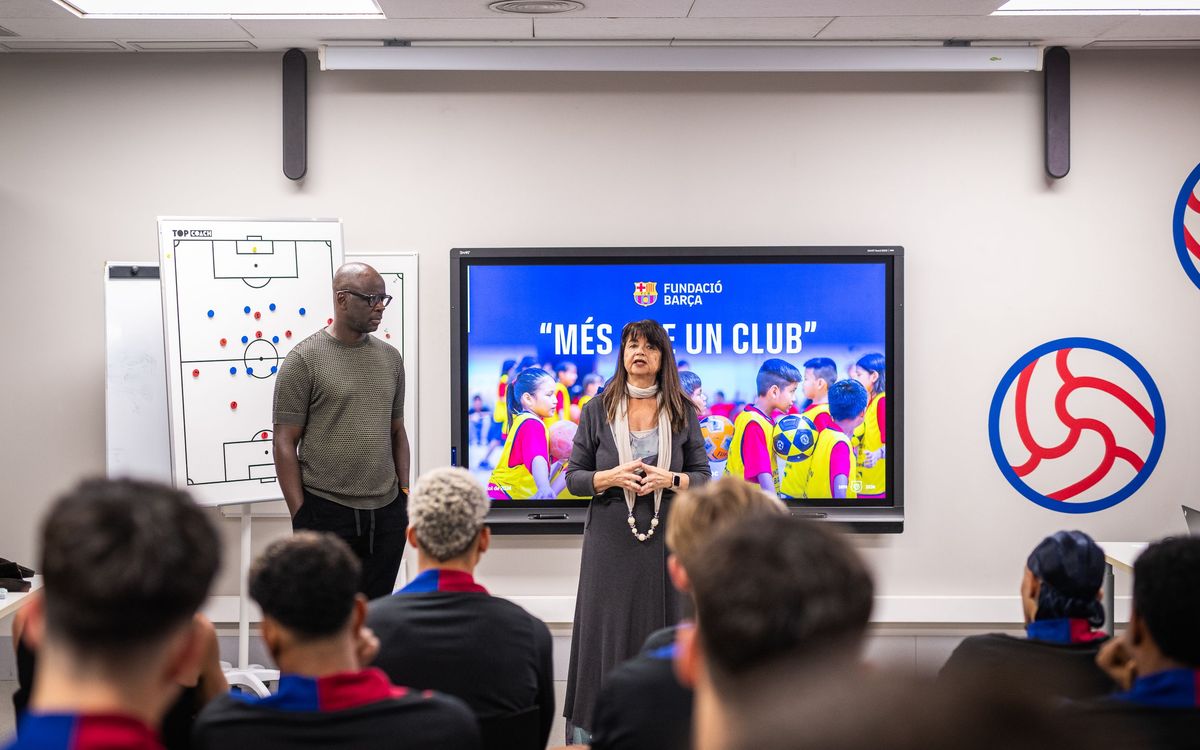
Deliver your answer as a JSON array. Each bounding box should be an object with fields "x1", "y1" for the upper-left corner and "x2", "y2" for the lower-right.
[
  {"x1": 159, "y1": 218, "x2": 344, "y2": 507},
  {"x1": 346, "y1": 253, "x2": 420, "y2": 474},
  {"x1": 104, "y1": 262, "x2": 172, "y2": 483},
  {"x1": 105, "y1": 246, "x2": 421, "y2": 508}
]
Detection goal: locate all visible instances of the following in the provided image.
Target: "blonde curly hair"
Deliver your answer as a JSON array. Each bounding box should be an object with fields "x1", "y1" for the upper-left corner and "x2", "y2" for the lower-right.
[{"x1": 408, "y1": 467, "x2": 490, "y2": 562}]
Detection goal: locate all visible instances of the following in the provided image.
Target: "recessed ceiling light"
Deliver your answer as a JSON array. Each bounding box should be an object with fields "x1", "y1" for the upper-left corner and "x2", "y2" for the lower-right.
[
  {"x1": 52, "y1": 0, "x2": 384, "y2": 19},
  {"x1": 488, "y1": 1, "x2": 585, "y2": 14},
  {"x1": 1, "y1": 40, "x2": 126, "y2": 50},
  {"x1": 995, "y1": 1, "x2": 1200, "y2": 14}
]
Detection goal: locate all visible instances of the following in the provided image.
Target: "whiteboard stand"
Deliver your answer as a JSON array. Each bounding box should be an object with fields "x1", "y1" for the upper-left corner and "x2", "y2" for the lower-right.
[{"x1": 222, "y1": 502, "x2": 278, "y2": 697}]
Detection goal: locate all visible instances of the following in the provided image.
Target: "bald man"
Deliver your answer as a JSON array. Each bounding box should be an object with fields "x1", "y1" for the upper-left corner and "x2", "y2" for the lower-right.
[{"x1": 272, "y1": 263, "x2": 411, "y2": 599}]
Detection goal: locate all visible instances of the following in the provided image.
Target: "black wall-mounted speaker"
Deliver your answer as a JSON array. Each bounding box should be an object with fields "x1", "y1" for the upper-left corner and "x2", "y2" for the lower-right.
[
  {"x1": 1044, "y1": 46, "x2": 1070, "y2": 179},
  {"x1": 282, "y1": 48, "x2": 307, "y2": 181}
]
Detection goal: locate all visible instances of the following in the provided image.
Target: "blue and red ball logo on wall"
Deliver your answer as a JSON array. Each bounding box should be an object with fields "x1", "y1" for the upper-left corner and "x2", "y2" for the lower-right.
[
  {"x1": 1173, "y1": 162, "x2": 1200, "y2": 291},
  {"x1": 988, "y1": 338, "x2": 1165, "y2": 514}
]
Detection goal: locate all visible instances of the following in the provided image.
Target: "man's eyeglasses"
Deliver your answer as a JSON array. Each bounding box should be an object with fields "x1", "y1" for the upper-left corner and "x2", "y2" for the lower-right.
[{"x1": 338, "y1": 289, "x2": 393, "y2": 308}]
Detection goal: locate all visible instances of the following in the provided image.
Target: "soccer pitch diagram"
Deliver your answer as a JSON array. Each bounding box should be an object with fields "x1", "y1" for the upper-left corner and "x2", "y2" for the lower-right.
[{"x1": 158, "y1": 219, "x2": 344, "y2": 507}]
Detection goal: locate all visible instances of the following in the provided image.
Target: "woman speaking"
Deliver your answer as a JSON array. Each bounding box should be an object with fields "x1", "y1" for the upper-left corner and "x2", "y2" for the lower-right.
[{"x1": 563, "y1": 319, "x2": 710, "y2": 742}]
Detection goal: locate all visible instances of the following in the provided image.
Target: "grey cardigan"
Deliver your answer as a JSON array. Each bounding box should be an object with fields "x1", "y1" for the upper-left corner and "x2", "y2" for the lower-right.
[{"x1": 565, "y1": 396, "x2": 710, "y2": 498}]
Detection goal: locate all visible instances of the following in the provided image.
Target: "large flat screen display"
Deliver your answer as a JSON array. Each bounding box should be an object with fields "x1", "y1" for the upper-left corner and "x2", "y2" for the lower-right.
[{"x1": 450, "y1": 246, "x2": 903, "y2": 533}]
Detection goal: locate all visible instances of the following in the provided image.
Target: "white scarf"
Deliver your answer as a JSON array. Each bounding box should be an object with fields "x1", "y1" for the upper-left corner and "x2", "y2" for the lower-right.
[{"x1": 610, "y1": 382, "x2": 673, "y2": 541}]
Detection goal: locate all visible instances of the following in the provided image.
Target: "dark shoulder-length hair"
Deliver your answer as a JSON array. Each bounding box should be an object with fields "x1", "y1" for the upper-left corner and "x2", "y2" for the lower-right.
[{"x1": 602, "y1": 319, "x2": 696, "y2": 433}]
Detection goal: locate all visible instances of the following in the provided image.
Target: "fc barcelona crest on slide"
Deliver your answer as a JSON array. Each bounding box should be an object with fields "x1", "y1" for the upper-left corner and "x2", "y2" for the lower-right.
[{"x1": 633, "y1": 281, "x2": 657, "y2": 307}]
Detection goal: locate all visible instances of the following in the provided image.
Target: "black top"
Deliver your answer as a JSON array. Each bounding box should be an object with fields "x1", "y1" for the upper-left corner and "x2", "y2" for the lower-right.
[
  {"x1": 192, "y1": 671, "x2": 480, "y2": 750},
  {"x1": 939, "y1": 633, "x2": 1116, "y2": 701},
  {"x1": 366, "y1": 581, "x2": 554, "y2": 750},
  {"x1": 591, "y1": 627, "x2": 693, "y2": 750}
]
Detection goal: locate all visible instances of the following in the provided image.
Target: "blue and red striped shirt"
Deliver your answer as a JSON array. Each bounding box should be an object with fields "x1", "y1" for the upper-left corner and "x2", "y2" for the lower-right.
[
  {"x1": 228, "y1": 668, "x2": 409, "y2": 713},
  {"x1": 1025, "y1": 618, "x2": 1107, "y2": 645},
  {"x1": 397, "y1": 569, "x2": 488, "y2": 595},
  {"x1": 3, "y1": 713, "x2": 160, "y2": 750}
]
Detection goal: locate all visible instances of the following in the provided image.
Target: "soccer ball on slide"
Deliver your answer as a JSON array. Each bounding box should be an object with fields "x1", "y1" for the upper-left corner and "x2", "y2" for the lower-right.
[
  {"x1": 772, "y1": 414, "x2": 817, "y2": 463},
  {"x1": 701, "y1": 415, "x2": 736, "y2": 461},
  {"x1": 548, "y1": 420, "x2": 577, "y2": 462}
]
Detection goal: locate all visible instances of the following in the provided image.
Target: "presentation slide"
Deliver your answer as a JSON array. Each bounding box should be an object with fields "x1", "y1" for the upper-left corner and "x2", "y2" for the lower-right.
[{"x1": 463, "y1": 260, "x2": 888, "y2": 503}]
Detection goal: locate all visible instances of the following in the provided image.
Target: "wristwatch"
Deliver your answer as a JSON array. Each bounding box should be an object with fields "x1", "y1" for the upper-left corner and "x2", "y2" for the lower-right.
[{"x1": 672, "y1": 473, "x2": 681, "y2": 488}]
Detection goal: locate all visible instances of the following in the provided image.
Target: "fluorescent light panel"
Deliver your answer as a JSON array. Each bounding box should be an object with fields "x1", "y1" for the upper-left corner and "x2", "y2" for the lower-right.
[
  {"x1": 320, "y1": 45, "x2": 1043, "y2": 73},
  {"x1": 996, "y1": 1, "x2": 1200, "y2": 14},
  {"x1": 54, "y1": 0, "x2": 383, "y2": 18}
]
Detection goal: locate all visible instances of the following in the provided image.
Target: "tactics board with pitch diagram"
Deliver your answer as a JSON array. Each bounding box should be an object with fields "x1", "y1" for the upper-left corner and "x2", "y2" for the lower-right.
[{"x1": 158, "y1": 218, "x2": 344, "y2": 507}]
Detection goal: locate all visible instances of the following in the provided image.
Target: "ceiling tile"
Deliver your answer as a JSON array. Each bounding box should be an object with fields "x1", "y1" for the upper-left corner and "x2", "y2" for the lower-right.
[
  {"x1": 0, "y1": 17, "x2": 251, "y2": 38},
  {"x1": 237, "y1": 17, "x2": 532, "y2": 40},
  {"x1": 1098, "y1": 15, "x2": 1200, "y2": 39},
  {"x1": 534, "y1": 16, "x2": 832, "y2": 40},
  {"x1": 689, "y1": 1, "x2": 1005, "y2": 18},
  {"x1": 378, "y1": 0, "x2": 693, "y2": 19},
  {"x1": 818, "y1": 14, "x2": 1125, "y2": 40}
]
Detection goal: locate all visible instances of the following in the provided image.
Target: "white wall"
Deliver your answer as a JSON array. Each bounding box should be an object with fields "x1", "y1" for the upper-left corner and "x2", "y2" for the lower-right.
[{"x1": 1, "y1": 50, "x2": 1196, "y2": 622}]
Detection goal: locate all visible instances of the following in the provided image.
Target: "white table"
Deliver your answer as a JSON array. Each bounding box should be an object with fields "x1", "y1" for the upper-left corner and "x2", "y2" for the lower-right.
[
  {"x1": 1100, "y1": 543, "x2": 1147, "y2": 636},
  {"x1": 0, "y1": 576, "x2": 42, "y2": 620}
]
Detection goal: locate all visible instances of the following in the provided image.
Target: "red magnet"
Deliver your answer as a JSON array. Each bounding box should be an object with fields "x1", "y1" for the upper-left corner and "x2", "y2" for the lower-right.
[
  {"x1": 192, "y1": 369, "x2": 200, "y2": 378},
  {"x1": 256, "y1": 331, "x2": 262, "y2": 338},
  {"x1": 230, "y1": 401, "x2": 238, "y2": 410},
  {"x1": 285, "y1": 330, "x2": 292, "y2": 338},
  {"x1": 261, "y1": 431, "x2": 268, "y2": 439},
  {"x1": 327, "y1": 318, "x2": 333, "y2": 325},
  {"x1": 220, "y1": 338, "x2": 227, "y2": 347},
  {"x1": 254, "y1": 311, "x2": 261, "y2": 320}
]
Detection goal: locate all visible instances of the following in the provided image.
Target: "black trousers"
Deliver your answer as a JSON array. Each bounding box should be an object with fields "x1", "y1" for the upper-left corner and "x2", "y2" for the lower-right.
[{"x1": 292, "y1": 488, "x2": 408, "y2": 600}]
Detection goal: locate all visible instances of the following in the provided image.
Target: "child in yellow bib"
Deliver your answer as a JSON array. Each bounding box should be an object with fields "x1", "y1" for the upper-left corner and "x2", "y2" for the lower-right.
[
  {"x1": 488, "y1": 367, "x2": 566, "y2": 500},
  {"x1": 850, "y1": 352, "x2": 887, "y2": 499},
  {"x1": 725, "y1": 358, "x2": 801, "y2": 497},
  {"x1": 786, "y1": 378, "x2": 868, "y2": 500},
  {"x1": 799, "y1": 356, "x2": 838, "y2": 433}
]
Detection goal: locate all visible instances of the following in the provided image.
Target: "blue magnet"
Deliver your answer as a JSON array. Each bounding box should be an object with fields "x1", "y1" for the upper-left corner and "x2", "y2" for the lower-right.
[
  {"x1": 229, "y1": 366, "x2": 237, "y2": 375},
  {"x1": 272, "y1": 336, "x2": 279, "y2": 343},
  {"x1": 244, "y1": 306, "x2": 251, "y2": 314},
  {"x1": 247, "y1": 367, "x2": 254, "y2": 376},
  {"x1": 270, "y1": 365, "x2": 278, "y2": 374},
  {"x1": 207, "y1": 310, "x2": 214, "y2": 318},
  {"x1": 241, "y1": 335, "x2": 249, "y2": 344},
  {"x1": 269, "y1": 303, "x2": 277, "y2": 311},
  {"x1": 299, "y1": 307, "x2": 307, "y2": 316}
]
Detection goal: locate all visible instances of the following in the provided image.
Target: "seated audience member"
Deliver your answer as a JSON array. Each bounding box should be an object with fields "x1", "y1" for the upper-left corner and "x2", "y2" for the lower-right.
[
  {"x1": 589, "y1": 477, "x2": 785, "y2": 750},
  {"x1": 1069, "y1": 536, "x2": 1200, "y2": 749},
  {"x1": 3, "y1": 478, "x2": 220, "y2": 750},
  {"x1": 193, "y1": 532, "x2": 479, "y2": 750},
  {"x1": 675, "y1": 515, "x2": 874, "y2": 750},
  {"x1": 728, "y1": 665, "x2": 1096, "y2": 750},
  {"x1": 940, "y1": 530, "x2": 1115, "y2": 700},
  {"x1": 12, "y1": 599, "x2": 227, "y2": 750},
  {"x1": 367, "y1": 467, "x2": 553, "y2": 750}
]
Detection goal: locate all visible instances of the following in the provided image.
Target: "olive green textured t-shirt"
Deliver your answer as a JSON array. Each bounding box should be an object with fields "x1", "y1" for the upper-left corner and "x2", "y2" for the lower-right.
[{"x1": 272, "y1": 329, "x2": 404, "y2": 510}]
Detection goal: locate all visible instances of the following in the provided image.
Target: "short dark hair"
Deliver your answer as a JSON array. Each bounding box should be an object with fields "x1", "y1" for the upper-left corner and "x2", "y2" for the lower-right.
[
  {"x1": 689, "y1": 515, "x2": 873, "y2": 691},
  {"x1": 39, "y1": 478, "x2": 219, "y2": 655},
  {"x1": 250, "y1": 532, "x2": 361, "y2": 640},
  {"x1": 828, "y1": 379, "x2": 869, "y2": 421},
  {"x1": 1132, "y1": 536, "x2": 1200, "y2": 667},
  {"x1": 756, "y1": 359, "x2": 801, "y2": 396},
  {"x1": 679, "y1": 370, "x2": 702, "y2": 395},
  {"x1": 555, "y1": 361, "x2": 577, "y2": 375},
  {"x1": 803, "y1": 357, "x2": 837, "y2": 386}
]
